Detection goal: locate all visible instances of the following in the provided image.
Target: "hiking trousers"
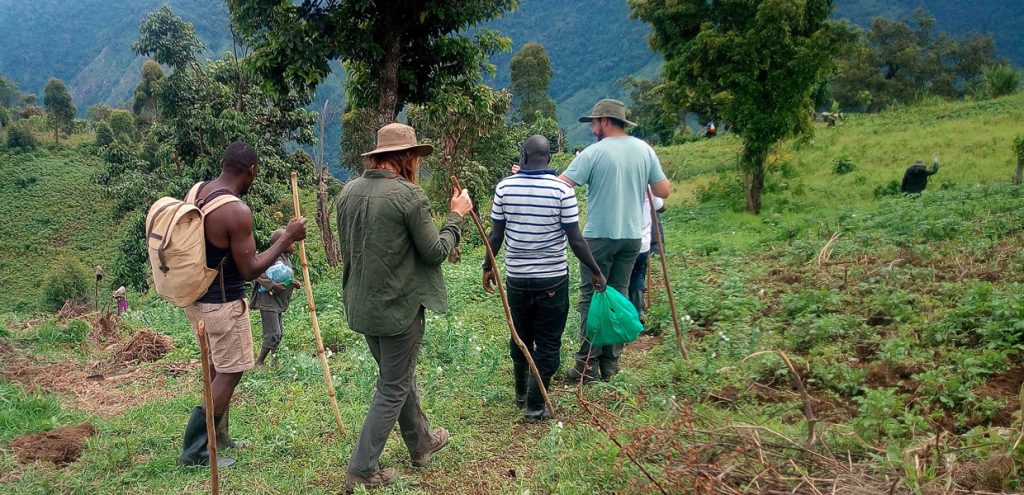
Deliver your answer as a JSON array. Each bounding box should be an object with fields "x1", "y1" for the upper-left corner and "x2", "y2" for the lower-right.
[
  {"x1": 347, "y1": 307, "x2": 432, "y2": 477},
  {"x1": 574, "y1": 238, "x2": 641, "y2": 369}
]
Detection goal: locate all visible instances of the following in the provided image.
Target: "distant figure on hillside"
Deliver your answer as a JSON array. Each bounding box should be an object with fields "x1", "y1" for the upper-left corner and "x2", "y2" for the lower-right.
[
  {"x1": 901, "y1": 158, "x2": 939, "y2": 194},
  {"x1": 706, "y1": 121, "x2": 717, "y2": 138},
  {"x1": 112, "y1": 286, "x2": 127, "y2": 316}
]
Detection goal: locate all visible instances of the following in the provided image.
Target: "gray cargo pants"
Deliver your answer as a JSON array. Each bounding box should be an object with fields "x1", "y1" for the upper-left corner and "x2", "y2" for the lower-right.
[
  {"x1": 574, "y1": 238, "x2": 641, "y2": 370},
  {"x1": 347, "y1": 307, "x2": 432, "y2": 477}
]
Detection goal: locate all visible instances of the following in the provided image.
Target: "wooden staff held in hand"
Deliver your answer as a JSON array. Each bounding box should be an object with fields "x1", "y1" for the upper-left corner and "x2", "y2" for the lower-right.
[{"x1": 290, "y1": 171, "x2": 347, "y2": 437}]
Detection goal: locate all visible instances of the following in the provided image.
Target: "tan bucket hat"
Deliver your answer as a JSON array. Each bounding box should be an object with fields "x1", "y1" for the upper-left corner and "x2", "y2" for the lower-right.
[
  {"x1": 361, "y1": 123, "x2": 434, "y2": 157},
  {"x1": 578, "y1": 98, "x2": 637, "y2": 126}
]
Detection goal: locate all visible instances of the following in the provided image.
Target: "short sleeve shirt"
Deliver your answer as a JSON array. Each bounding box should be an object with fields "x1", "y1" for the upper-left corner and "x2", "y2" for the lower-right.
[
  {"x1": 491, "y1": 169, "x2": 579, "y2": 279},
  {"x1": 563, "y1": 136, "x2": 666, "y2": 239}
]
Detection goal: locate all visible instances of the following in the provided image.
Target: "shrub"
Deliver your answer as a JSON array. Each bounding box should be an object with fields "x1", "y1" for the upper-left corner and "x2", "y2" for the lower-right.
[
  {"x1": 95, "y1": 122, "x2": 114, "y2": 147},
  {"x1": 981, "y1": 65, "x2": 1021, "y2": 99},
  {"x1": 108, "y1": 109, "x2": 136, "y2": 143},
  {"x1": 5, "y1": 121, "x2": 39, "y2": 149},
  {"x1": 41, "y1": 256, "x2": 91, "y2": 312},
  {"x1": 0, "y1": 106, "x2": 10, "y2": 129},
  {"x1": 831, "y1": 156, "x2": 855, "y2": 175}
]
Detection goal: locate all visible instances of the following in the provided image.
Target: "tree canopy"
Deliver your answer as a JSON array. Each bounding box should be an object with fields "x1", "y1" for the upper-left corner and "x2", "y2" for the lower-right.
[
  {"x1": 509, "y1": 42, "x2": 556, "y2": 124},
  {"x1": 43, "y1": 77, "x2": 75, "y2": 145},
  {"x1": 630, "y1": 0, "x2": 852, "y2": 214}
]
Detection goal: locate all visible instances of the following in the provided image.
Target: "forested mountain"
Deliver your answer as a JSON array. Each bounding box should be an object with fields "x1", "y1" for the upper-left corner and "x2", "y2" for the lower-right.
[{"x1": 0, "y1": 0, "x2": 1020, "y2": 160}]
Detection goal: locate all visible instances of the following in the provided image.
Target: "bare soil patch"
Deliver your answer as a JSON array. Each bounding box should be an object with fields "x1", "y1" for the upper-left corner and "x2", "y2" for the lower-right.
[
  {"x1": 109, "y1": 329, "x2": 173, "y2": 365},
  {"x1": 975, "y1": 367, "x2": 1024, "y2": 427},
  {"x1": 8, "y1": 423, "x2": 96, "y2": 465}
]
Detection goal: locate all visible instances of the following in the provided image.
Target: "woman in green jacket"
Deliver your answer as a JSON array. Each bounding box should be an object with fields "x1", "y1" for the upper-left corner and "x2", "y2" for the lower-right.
[{"x1": 335, "y1": 123, "x2": 472, "y2": 493}]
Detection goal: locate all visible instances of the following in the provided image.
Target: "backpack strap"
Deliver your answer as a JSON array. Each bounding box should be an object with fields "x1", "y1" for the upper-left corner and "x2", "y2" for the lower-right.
[
  {"x1": 200, "y1": 194, "x2": 241, "y2": 215},
  {"x1": 184, "y1": 182, "x2": 205, "y2": 204},
  {"x1": 155, "y1": 203, "x2": 188, "y2": 273}
]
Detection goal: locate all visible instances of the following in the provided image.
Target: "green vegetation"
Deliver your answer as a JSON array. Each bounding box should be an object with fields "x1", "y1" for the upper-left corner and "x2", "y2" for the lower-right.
[
  {"x1": 43, "y1": 78, "x2": 75, "y2": 145},
  {"x1": 40, "y1": 256, "x2": 91, "y2": 312},
  {"x1": 509, "y1": 43, "x2": 557, "y2": 125},
  {"x1": 3, "y1": 84, "x2": 1024, "y2": 494}
]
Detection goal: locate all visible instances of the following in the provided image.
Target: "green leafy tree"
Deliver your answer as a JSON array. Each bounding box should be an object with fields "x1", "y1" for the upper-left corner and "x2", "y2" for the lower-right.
[
  {"x1": 620, "y1": 76, "x2": 680, "y2": 145},
  {"x1": 108, "y1": 110, "x2": 136, "y2": 144},
  {"x1": 409, "y1": 80, "x2": 512, "y2": 209},
  {"x1": 228, "y1": 0, "x2": 514, "y2": 129},
  {"x1": 340, "y1": 105, "x2": 377, "y2": 176},
  {"x1": 631, "y1": 0, "x2": 851, "y2": 214},
  {"x1": 0, "y1": 106, "x2": 10, "y2": 129},
  {"x1": 5, "y1": 121, "x2": 39, "y2": 149},
  {"x1": 86, "y1": 103, "x2": 112, "y2": 122},
  {"x1": 43, "y1": 77, "x2": 76, "y2": 145},
  {"x1": 509, "y1": 42, "x2": 556, "y2": 124},
  {"x1": 0, "y1": 75, "x2": 20, "y2": 108},
  {"x1": 131, "y1": 5, "x2": 204, "y2": 77},
  {"x1": 832, "y1": 9, "x2": 997, "y2": 111},
  {"x1": 133, "y1": 60, "x2": 165, "y2": 117},
  {"x1": 94, "y1": 121, "x2": 114, "y2": 147},
  {"x1": 981, "y1": 64, "x2": 1021, "y2": 99}
]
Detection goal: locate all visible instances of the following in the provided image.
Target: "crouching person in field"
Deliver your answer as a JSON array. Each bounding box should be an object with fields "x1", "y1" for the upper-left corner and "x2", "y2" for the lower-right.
[
  {"x1": 483, "y1": 135, "x2": 606, "y2": 421},
  {"x1": 250, "y1": 228, "x2": 301, "y2": 368},
  {"x1": 335, "y1": 123, "x2": 473, "y2": 492},
  {"x1": 178, "y1": 142, "x2": 307, "y2": 467}
]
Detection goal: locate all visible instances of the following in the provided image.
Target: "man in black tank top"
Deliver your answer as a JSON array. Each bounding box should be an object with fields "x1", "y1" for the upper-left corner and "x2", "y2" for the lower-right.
[{"x1": 178, "y1": 142, "x2": 307, "y2": 468}]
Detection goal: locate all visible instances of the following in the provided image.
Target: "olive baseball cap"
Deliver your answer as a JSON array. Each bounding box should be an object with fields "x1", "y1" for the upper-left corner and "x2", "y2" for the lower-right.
[{"x1": 578, "y1": 98, "x2": 636, "y2": 126}]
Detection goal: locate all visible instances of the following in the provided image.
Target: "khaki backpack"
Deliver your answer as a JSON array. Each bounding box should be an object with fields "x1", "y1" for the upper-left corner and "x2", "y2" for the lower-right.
[{"x1": 145, "y1": 183, "x2": 239, "y2": 307}]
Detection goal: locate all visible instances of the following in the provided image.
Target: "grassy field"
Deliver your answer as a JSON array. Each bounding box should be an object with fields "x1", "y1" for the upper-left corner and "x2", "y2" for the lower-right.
[{"x1": 3, "y1": 93, "x2": 1024, "y2": 494}]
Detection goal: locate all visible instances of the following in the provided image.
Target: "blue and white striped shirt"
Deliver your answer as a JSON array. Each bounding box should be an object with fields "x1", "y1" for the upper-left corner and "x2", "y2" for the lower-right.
[{"x1": 491, "y1": 169, "x2": 579, "y2": 279}]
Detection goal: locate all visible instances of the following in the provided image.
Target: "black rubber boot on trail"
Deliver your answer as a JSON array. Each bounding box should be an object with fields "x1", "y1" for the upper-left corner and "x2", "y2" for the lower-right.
[
  {"x1": 523, "y1": 374, "x2": 552, "y2": 422},
  {"x1": 215, "y1": 409, "x2": 246, "y2": 450},
  {"x1": 178, "y1": 406, "x2": 235, "y2": 468},
  {"x1": 513, "y1": 361, "x2": 529, "y2": 408}
]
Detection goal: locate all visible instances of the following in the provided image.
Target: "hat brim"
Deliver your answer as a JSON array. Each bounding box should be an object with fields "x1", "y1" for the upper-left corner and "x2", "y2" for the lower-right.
[
  {"x1": 361, "y1": 143, "x2": 434, "y2": 157},
  {"x1": 578, "y1": 115, "x2": 637, "y2": 127}
]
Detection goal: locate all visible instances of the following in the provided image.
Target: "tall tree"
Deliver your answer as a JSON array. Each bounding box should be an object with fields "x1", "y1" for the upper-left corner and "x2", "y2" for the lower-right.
[
  {"x1": 509, "y1": 42, "x2": 556, "y2": 124},
  {"x1": 630, "y1": 0, "x2": 851, "y2": 214},
  {"x1": 227, "y1": 0, "x2": 515, "y2": 129},
  {"x1": 0, "y1": 75, "x2": 20, "y2": 108},
  {"x1": 620, "y1": 76, "x2": 680, "y2": 145},
  {"x1": 43, "y1": 78, "x2": 76, "y2": 145},
  {"x1": 133, "y1": 60, "x2": 165, "y2": 117}
]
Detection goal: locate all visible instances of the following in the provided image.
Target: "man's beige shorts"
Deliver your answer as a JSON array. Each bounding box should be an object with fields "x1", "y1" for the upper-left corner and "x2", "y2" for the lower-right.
[{"x1": 184, "y1": 300, "x2": 255, "y2": 373}]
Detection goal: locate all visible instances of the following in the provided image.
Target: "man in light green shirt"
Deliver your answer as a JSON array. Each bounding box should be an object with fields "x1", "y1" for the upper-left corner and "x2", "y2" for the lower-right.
[{"x1": 559, "y1": 99, "x2": 671, "y2": 382}]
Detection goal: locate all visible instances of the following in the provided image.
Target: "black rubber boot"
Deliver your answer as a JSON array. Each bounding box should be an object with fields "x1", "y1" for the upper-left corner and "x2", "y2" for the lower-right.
[
  {"x1": 523, "y1": 374, "x2": 552, "y2": 422},
  {"x1": 215, "y1": 409, "x2": 243, "y2": 450},
  {"x1": 565, "y1": 360, "x2": 597, "y2": 384},
  {"x1": 178, "y1": 406, "x2": 235, "y2": 468},
  {"x1": 513, "y1": 362, "x2": 529, "y2": 408},
  {"x1": 599, "y1": 359, "x2": 620, "y2": 382}
]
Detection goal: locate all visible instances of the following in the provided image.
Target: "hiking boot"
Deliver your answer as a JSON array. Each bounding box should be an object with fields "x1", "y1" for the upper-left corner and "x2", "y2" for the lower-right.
[
  {"x1": 513, "y1": 361, "x2": 529, "y2": 408},
  {"x1": 410, "y1": 427, "x2": 450, "y2": 468},
  {"x1": 566, "y1": 361, "x2": 597, "y2": 384},
  {"x1": 215, "y1": 409, "x2": 247, "y2": 450},
  {"x1": 523, "y1": 373, "x2": 552, "y2": 422},
  {"x1": 344, "y1": 468, "x2": 397, "y2": 493},
  {"x1": 178, "y1": 406, "x2": 235, "y2": 468},
  {"x1": 599, "y1": 360, "x2": 620, "y2": 382}
]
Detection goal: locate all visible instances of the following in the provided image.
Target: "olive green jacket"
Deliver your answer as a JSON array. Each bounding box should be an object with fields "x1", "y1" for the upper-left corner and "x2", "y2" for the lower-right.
[{"x1": 335, "y1": 169, "x2": 464, "y2": 336}]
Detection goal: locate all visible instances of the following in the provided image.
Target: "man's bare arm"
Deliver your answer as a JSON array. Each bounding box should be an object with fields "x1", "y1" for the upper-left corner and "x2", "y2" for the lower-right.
[
  {"x1": 220, "y1": 203, "x2": 307, "y2": 281},
  {"x1": 557, "y1": 174, "x2": 577, "y2": 187},
  {"x1": 650, "y1": 178, "x2": 671, "y2": 199}
]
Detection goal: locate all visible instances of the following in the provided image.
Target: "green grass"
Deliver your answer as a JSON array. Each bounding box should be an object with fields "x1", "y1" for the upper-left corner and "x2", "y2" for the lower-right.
[
  {"x1": 0, "y1": 144, "x2": 123, "y2": 313},
  {"x1": 4, "y1": 93, "x2": 1024, "y2": 493}
]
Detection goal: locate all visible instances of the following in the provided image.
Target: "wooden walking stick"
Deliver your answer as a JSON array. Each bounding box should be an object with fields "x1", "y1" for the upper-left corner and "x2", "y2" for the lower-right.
[
  {"x1": 197, "y1": 321, "x2": 220, "y2": 495},
  {"x1": 450, "y1": 176, "x2": 556, "y2": 417},
  {"x1": 648, "y1": 193, "x2": 688, "y2": 359},
  {"x1": 290, "y1": 171, "x2": 347, "y2": 437}
]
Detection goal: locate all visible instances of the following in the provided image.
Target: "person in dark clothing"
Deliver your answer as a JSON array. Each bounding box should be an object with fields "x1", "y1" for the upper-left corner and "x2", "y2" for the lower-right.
[
  {"x1": 251, "y1": 228, "x2": 301, "y2": 368},
  {"x1": 178, "y1": 142, "x2": 307, "y2": 468},
  {"x1": 483, "y1": 135, "x2": 606, "y2": 422},
  {"x1": 901, "y1": 158, "x2": 939, "y2": 194}
]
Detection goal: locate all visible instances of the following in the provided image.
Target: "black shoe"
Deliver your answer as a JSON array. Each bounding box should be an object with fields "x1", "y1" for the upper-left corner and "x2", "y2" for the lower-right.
[
  {"x1": 566, "y1": 361, "x2": 597, "y2": 384},
  {"x1": 513, "y1": 362, "x2": 529, "y2": 408},
  {"x1": 523, "y1": 373, "x2": 552, "y2": 422},
  {"x1": 599, "y1": 360, "x2": 620, "y2": 381},
  {"x1": 178, "y1": 406, "x2": 235, "y2": 468}
]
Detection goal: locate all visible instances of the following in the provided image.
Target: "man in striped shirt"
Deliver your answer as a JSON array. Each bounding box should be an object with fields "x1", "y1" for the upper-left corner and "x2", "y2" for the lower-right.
[{"x1": 483, "y1": 135, "x2": 606, "y2": 421}]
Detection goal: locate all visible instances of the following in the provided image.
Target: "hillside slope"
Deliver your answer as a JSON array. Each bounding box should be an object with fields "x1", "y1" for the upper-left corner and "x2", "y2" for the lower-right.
[{"x1": 0, "y1": 146, "x2": 126, "y2": 313}]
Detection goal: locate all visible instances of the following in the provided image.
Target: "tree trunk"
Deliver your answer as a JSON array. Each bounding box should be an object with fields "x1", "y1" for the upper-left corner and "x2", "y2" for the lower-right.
[
  {"x1": 315, "y1": 101, "x2": 340, "y2": 267},
  {"x1": 54, "y1": 127, "x2": 59, "y2": 145},
  {"x1": 375, "y1": 34, "x2": 402, "y2": 129},
  {"x1": 1014, "y1": 156, "x2": 1022, "y2": 185},
  {"x1": 743, "y1": 146, "x2": 768, "y2": 215}
]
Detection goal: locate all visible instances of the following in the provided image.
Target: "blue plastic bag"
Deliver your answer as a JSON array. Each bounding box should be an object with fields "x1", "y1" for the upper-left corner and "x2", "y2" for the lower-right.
[{"x1": 585, "y1": 288, "x2": 643, "y2": 347}]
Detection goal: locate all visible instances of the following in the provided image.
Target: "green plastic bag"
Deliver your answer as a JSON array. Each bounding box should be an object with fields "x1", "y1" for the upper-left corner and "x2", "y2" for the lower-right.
[{"x1": 585, "y1": 288, "x2": 643, "y2": 347}]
